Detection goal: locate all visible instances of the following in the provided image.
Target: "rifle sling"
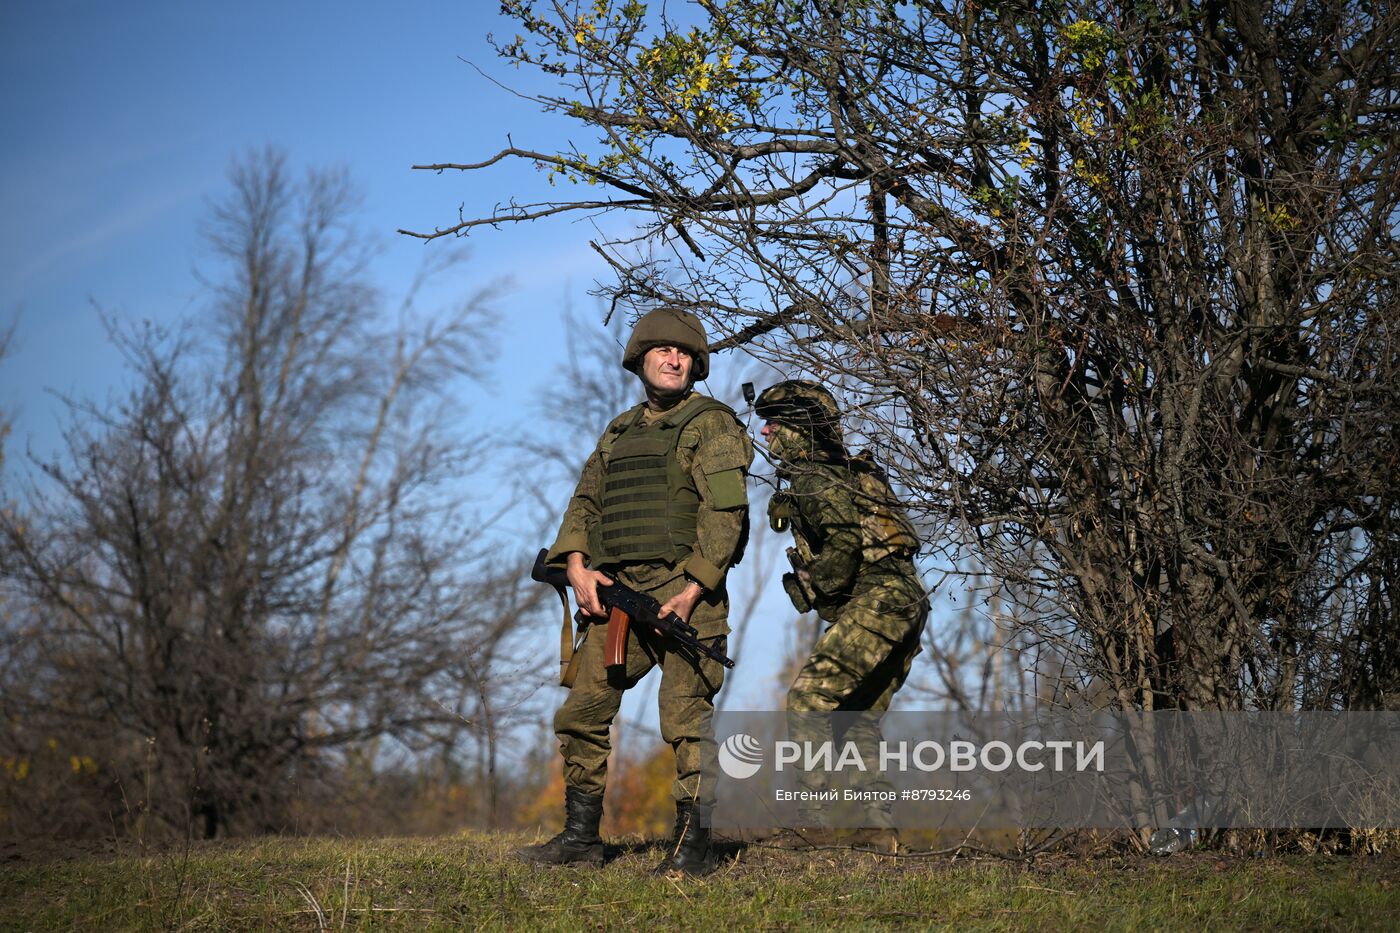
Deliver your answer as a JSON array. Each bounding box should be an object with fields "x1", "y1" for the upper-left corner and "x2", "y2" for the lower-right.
[
  {"x1": 554, "y1": 584, "x2": 577, "y2": 687},
  {"x1": 560, "y1": 631, "x2": 586, "y2": 689}
]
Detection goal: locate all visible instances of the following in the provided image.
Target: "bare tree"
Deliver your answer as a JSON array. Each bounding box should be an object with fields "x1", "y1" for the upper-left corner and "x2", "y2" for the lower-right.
[
  {"x1": 407, "y1": 1, "x2": 1400, "y2": 712},
  {"x1": 0, "y1": 150, "x2": 539, "y2": 839}
]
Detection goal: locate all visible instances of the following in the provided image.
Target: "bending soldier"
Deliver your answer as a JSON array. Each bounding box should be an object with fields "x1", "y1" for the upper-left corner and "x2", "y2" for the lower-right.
[
  {"x1": 520, "y1": 309, "x2": 752, "y2": 876},
  {"x1": 755, "y1": 380, "x2": 929, "y2": 852}
]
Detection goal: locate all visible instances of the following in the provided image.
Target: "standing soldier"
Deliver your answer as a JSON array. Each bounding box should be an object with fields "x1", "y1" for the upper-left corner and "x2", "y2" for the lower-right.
[
  {"x1": 520, "y1": 309, "x2": 752, "y2": 877},
  {"x1": 754, "y1": 380, "x2": 929, "y2": 853}
]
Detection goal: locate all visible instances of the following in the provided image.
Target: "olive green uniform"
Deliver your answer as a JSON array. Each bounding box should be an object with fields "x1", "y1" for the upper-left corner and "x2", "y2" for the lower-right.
[{"x1": 547, "y1": 392, "x2": 751, "y2": 808}]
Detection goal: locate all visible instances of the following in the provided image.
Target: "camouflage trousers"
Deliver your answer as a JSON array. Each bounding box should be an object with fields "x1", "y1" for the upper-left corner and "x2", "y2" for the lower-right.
[
  {"x1": 554, "y1": 573, "x2": 729, "y2": 809},
  {"x1": 787, "y1": 572, "x2": 928, "y2": 822}
]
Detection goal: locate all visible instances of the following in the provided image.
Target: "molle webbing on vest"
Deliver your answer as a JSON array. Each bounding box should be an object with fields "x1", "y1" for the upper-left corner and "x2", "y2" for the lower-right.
[
  {"x1": 592, "y1": 397, "x2": 728, "y2": 566},
  {"x1": 599, "y1": 452, "x2": 684, "y2": 555}
]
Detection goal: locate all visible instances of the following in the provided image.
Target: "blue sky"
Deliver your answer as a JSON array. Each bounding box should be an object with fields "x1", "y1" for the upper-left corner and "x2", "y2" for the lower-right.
[
  {"x1": 0, "y1": 1, "x2": 605, "y2": 442},
  {"x1": 0, "y1": 1, "x2": 804, "y2": 734}
]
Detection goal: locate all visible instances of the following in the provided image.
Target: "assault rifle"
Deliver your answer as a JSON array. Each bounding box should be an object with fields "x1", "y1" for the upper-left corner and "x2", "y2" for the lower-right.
[{"x1": 531, "y1": 548, "x2": 735, "y2": 686}]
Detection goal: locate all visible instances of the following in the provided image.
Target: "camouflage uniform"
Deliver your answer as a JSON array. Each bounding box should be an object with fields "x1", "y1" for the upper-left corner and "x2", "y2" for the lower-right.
[
  {"x1": 547, "y1": 392, "x2": 752, "y2": 808},
  {"x1": 778, "y1": 459, "x2": 928, "y2": 717},
  {"x1": 757, "y1": 381, "x2": 929, "y2": 833}
]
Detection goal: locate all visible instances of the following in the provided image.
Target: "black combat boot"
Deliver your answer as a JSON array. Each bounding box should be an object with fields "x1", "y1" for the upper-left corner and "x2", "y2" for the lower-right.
[
  {"x1": 517, "y1": 787, "x2": 605, "y2": 866},
  {"x1": 655, "y1": 799, "x2": 715, "y2": 877}
]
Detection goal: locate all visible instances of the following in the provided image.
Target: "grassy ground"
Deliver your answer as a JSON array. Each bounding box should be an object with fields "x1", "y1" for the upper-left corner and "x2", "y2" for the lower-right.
[{"x1": 2, "y1": 832, "x2": 1398, "y2": 931}]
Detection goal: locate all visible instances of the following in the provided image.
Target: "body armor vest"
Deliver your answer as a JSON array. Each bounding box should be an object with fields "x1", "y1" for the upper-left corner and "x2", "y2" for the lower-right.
[{"x1": 590, "y1": 396, "x2": 731, "y2": 568}]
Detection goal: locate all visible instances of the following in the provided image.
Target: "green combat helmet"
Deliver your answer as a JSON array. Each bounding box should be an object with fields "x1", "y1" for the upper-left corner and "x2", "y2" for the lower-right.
[
  {"x1": 753, "y1": 379, "x2": 845, "y2": 453},
  {"x1": 622, "y1": 308, "x2": 710, "y2": 381}
]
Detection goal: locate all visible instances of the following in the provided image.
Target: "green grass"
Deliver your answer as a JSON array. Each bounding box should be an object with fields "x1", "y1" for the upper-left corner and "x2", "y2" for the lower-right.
[{"x1": 2, "y1": 832, "x2": 1397, "y2": 931}]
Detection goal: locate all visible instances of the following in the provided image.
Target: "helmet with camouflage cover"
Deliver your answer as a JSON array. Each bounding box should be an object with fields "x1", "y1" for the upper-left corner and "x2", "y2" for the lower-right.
[
  {"x1": 755, "y1": 380, "x2": 843, "y2": 441},
  {"x1": 754, "y1": 379, "x2": 845, "y2": 462},
  {"x1": 622, "y1": 308, "x2": 710, "y2": 382}
]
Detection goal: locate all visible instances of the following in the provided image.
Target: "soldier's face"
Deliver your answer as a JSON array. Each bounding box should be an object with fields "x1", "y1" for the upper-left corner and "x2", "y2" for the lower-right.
[
  {"x1": 641, "y1": 344, "x2": 694, "y2": 393},
  {"x1": 761, "y1": 420, "x2": 808, "y2": 462}
]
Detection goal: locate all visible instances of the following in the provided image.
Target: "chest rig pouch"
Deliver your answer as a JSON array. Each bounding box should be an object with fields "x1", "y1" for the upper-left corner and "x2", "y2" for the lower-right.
[
  {"x1": 590, "y1": 397, "x2": 729, "y2": 568},
  {"x1": 849, "y1": 452, "x2": 920, "y2": 563}
]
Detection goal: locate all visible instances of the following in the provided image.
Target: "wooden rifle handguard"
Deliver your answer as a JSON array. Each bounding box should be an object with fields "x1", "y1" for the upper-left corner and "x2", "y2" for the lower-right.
[{"x1": 604, "y1": 605, "x2": 630, "y2": 667}]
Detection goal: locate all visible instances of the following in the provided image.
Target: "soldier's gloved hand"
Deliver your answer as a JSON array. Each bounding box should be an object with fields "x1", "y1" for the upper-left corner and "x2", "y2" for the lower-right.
[
  {"x1": 768, "y1": 493, "x2": 794, "y2": 532},
  {"x1": 782, "y1": 572, "x2": 812, "y2": 613}
]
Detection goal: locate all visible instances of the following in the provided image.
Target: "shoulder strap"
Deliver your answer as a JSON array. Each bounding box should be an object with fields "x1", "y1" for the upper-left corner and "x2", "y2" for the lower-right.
[
  {"x1": 850, "y1": 450, "x2": 888, "y2": 480},
  {"x1": 655, "y1": 394, "x2": 735, "y2": 432},
  {"x1": 598, "y1": 403, "x2": 648, "y2": 458}
]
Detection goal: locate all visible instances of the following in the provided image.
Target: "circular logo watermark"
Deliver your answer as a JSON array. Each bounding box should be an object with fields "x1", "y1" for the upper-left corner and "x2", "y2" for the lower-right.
[{"x1": 718, "y1": 732, "x2": 764, "y2": 779}]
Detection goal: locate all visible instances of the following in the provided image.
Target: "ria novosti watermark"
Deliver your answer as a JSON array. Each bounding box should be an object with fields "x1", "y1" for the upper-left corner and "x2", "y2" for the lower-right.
[
  {"x1": 713, "y1": 710, "x2": 1400, "y2": 830},
  {"x1": 721, "y1": 734, "x2": 1105, "y2": 778}
]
